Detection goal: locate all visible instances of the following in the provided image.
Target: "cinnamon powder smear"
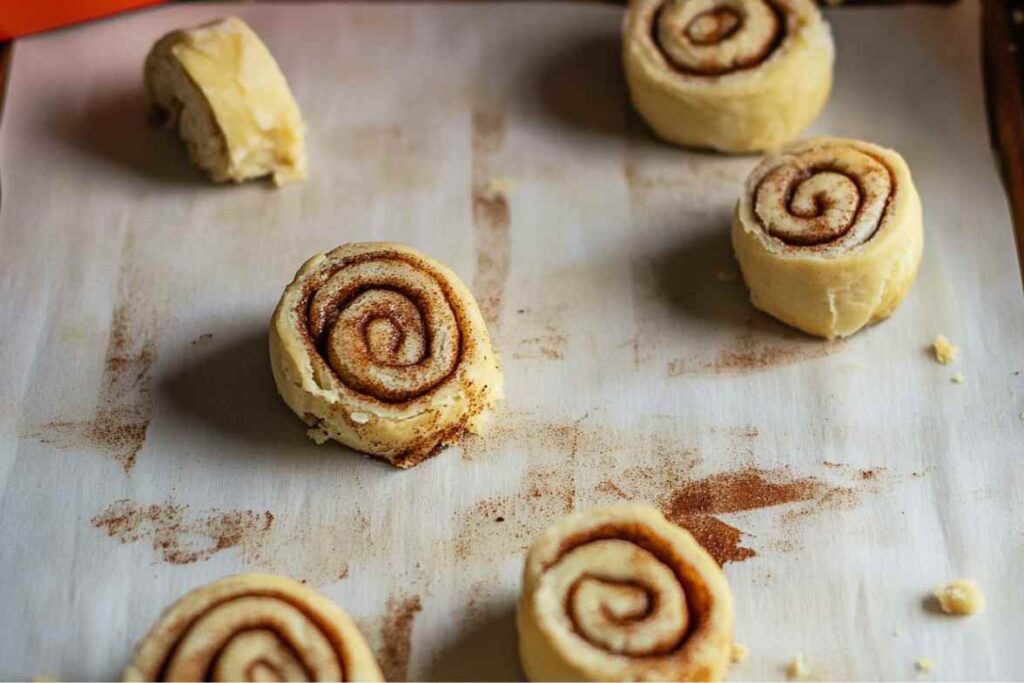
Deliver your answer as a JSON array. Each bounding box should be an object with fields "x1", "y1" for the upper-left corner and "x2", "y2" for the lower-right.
[
  {"x1": 673, "y1": 514, "x2": 755, "y2": 565},
  {"x1": 23, "y1": 234, "x2": 161, "y2": 471},
  {"x1": 378, "y1": 592, "x2": 423, "y2": 683},
  {"x1": 667, "y1": 324, "x2": 842, "y2": 376},
  {"x1": 660, "y1": 467, "x2": 848, "y2": 565},
  {"x1": 25, "y1": 303, "x2": 157, "y2": 472},
  {"x1": 91, "y1": 499, "x2": 274, "y2": 565},
  {"x1": 471, "y1": 109, "x2": 510, "y2": 330}
]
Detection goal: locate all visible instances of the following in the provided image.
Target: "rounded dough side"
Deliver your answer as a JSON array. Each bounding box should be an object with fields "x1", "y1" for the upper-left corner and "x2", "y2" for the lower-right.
[
  {"x1": 517, "y1": 506, "x2": 734, "y2": 682},
  {"x1": 125, "y1": 573, "x2": 383, "y2": 682},
  {"x1": 270, "y1": 242, "x2": 503, "y2": 466},
  {"x1": 731, "y1": 137, "x2": 924, "y2": 338},
  {"x1": 623, "y1": 0, "x2": 834, "y2": 153}
]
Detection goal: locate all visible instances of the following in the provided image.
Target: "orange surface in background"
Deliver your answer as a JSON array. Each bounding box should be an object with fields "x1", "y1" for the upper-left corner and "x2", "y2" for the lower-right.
[{"x1": 0, "y1": 0, "x2": 168, "y2": 40}]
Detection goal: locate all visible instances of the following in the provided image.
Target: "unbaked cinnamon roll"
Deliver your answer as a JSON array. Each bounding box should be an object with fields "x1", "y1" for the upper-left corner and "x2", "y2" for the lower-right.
[
  {"x1": 732, "y1": 136, "x2": 924, "y2": 338},
  {"x1": 270, "y1": 242, "x2": 503, "y2": 468},
  {"x1": 146, "y1": 18, "x2": 306, "y2": 185},
  {"x1": 517, "y1": 506, "x2": 735, "y2": 682},
  {"x1": 124, "y1": 574, "x2": 382, "y2": 682},
  {"x1": 623, "y1": 0, "x2": 833, "y2": 153}
]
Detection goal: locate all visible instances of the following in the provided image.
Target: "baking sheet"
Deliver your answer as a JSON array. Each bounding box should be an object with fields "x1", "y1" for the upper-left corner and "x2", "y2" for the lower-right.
[{"x1": 1, "y1": 1, "x2": 1022, "y2": 680}]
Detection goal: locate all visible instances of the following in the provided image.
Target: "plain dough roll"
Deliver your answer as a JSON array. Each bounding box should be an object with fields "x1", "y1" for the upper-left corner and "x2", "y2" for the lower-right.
[
  {"x1": 517, "y1": 506, "x2": 735, "y2": 682},
  {"x1": 623, "y1": 0, "x2": 833, "y2": 153},
  {"x1": 732, "y1": 136, "x2": 924, "y2": 338},
  {"x1": 270, "y1": 242, "x2": 503, "y2": 468},
  {"x1": 145, "y1": 17, "x2": 306, "y2": 185},
  {"x1": 124, "y1": 574, "x2": 382, "y2": 682}
]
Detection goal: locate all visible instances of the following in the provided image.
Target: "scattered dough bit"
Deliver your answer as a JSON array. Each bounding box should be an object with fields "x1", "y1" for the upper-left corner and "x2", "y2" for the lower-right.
[
  {"x1": 306, "y1": 425, "x2": 330, "y2": 445},
  {"x1": 1014, "y1": 8, "x2": 1024, "y2": 23},
  {"x1": 951, "y1": 372, "x2": 965, "y2": 384},
  {"x1": 933, "y1": 579, "x2": 984, "y2": 615},
  {"x1": 717, "y1": 269, "x2": 739, "y2": 283},
  {"x1": 933, "y1": 334, "x2": 959, "y2": 364},
  {"x1": 731, "y1": 642, "x2": 750, "y2": 663},
  {"x1": 1018, "y1": 409, "x2": 1023, "y2": 422},
  {"x1": 892, "y1": 628, "x2": 902, "y2": 637},
  {"x1": 486, "y1": 176, "x2": 518, "y2": 195},
  {"x1": 145, "y1": 17, "x2": 306, "y2": 185},
  {"x1": 786, "y1": 652, "x2": 810, "y2": 680},
  {"x1": 916, "y1": 658, "x2": 935, "y2": 674}
]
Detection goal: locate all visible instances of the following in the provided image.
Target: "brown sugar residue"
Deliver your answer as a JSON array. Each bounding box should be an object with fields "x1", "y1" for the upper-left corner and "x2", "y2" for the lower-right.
[
  {"x1": 461, "y1": 413, "x2": 590, "y2": 462},
  {"x1": 668, "y1": 328, "x2": 842, "y2": 376},
  {"x1": 674, "y1": 514, "x2": 756, "y2": 565},
  {"x1": 455, "y1": 463, "x2": 576, "y2": 562},
  {"x1": 662, "y1": 467, "x2": 827, "y2": 517},
  {"x1": 471, "y1": 109, "x2": 510, "y2": 330},
  {"x1": 595, "y1": 480, "x2": 630, "y2": 500},
  {"x1": 508, "y1": 303, "x2": 570, "y2": 363},
  {"x1": 512, "y1": 333, "x2": 567, "y2": 361},
  {"x1": 91, "y1": 499, "x2": 274, "y2": 565},
  {"x1": 454, "y1": 415, "x2": 906, "y2": 568},
  {"x1": 252, "y1": 506, "x2": 375, "y2": 586},
  {"x1": 456, "y1": 415, "x2": 701, "y2": 561},
  {"x1": 26, "y1": 301, "x2": 157, "y2": 472},
  {"x1": 24, "y1": 233, "x2": 161, "y2": 472},
  {"x1": 659, "y1": 466, "x2": 857, "y2": 564},
  {"x1": 377, "y1": 591, "x2": 423, "y2": 683}
]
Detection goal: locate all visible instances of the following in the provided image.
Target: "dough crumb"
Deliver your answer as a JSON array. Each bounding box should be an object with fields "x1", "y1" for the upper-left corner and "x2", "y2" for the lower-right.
[
  {"x1": 306, "y1": 425, "x2": 330, "y2": 445},
  {"x1": 717, "y1": 269, "x2": 738, "y2": 282},
  {"x1": 933, "y1": 579, "x2": 984, "y2": 615},
  {"x1": 951, "y1": 372, "x2": 965, "y2": 384},
  {"x1": 933, "y1": 334, "x2": 959, "y2": 364},
  {"x1": 1014, "y1": 8, "x2": 1024, "y2": 23},
  {"x1": 731, "y1": 642, "x2": 750, "y2": 663},
  {"x1": 916, "y1": 658, "x2": 935, "y2": 674},
  {"x1": 487, "y1": 176, "x2": 518, "y2": 195},
  {"x1": 892, "y1": 628, "x2": 902, "y2": 637},
  {"x1": 1018, "y1": 410, "x2": 1023, "y2": 422},
  {"x1": 786, "y1": 653, "x2": 810, "y2": 680}
]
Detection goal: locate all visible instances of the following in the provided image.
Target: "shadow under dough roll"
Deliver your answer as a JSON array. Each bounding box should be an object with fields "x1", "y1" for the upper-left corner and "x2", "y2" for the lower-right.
[
  {"x1": 270, "y1": 242, "x2": 503, "y2": 468},
  {"x1": 517, "y1": 506, "x2": 735, "y2": 682},
  {"x1": 124, "y1": 573, "x2": 383, "y2": 682},
  {"x1": 731, "y1": 136, "x2": 924, "y2": 338},
  {"x1": 623, "y1": 0, "x2": 834, "y2": 153}
]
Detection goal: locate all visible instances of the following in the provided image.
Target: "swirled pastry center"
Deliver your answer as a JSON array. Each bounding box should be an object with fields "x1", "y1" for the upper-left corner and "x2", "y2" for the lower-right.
[
  {"x1": 541, "y1": 539, "x2": 689, "y2": 657},
  {"x1": 754, "y1": 146, "x2": 894, "y2": 249},
  {"x1": 163, "y1": 596, "x2": 341, "y2": 681},
  {"x1": 306, "y1": 258, "x2": 461, "y2": 403},
  {"x1": 214, "y1": 630, "x2": 308, "y2": 682},
  {"x1": 655, "y1": 0, "x2": 781, "y2": 75}
]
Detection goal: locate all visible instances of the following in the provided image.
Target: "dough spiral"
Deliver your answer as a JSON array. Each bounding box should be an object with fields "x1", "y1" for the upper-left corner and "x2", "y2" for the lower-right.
[
  {"x1": 270, "y1": 242, "x2": 502, "y2": 468},
  {"x1": 623, "y1": 0, "x2": 833, "y2": 153},
  {"x1": 124, "y1": 574, "x2": 382, "y2": 682},
  {"x1": 732, "y1": 137, "x2": 924, "y2": 338},
  {"x1": 517, "y1": 506, "x2": 734, "y2": 682}
]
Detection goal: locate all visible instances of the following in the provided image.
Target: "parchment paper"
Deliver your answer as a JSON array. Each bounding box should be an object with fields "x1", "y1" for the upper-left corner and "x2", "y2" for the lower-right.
[{"x1": 0, "y1": 2, "x2": 1022, "y2": 680}]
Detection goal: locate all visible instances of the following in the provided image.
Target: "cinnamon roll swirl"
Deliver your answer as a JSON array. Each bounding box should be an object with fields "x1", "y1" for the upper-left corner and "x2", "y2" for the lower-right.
[
  {"x1": 270, "y1": 242, "x2": 503, "y2": 468},
  {"x1": 732, "y1": 137, "x2": 924, "y2": 338},
  {"x1": 517, "y1": 506, "x2": 735, "y2": 682},
  {"x1": 623, "y1": 0, "x2": 833, "y2": 153},
  {"x1": 124, "y1": 574, "x2": 382, "y2": 682}
]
